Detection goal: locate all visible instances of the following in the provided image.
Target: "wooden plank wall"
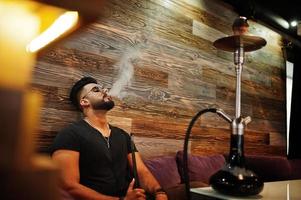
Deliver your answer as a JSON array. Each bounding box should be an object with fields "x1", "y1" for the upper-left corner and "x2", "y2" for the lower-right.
[{"x1": 32, "y1": 0, "x2": 286, "y2": 159}]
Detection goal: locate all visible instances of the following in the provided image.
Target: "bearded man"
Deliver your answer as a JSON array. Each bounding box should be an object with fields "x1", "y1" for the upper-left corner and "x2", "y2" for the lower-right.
[{"x1": 51, "y1": 77, "x2": 167, "y2": 200}]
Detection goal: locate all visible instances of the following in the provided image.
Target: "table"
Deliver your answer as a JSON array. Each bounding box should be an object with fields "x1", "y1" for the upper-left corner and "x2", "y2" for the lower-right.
[{"x1": 191, "y1": 179, "x2": 301, "y2": 200}]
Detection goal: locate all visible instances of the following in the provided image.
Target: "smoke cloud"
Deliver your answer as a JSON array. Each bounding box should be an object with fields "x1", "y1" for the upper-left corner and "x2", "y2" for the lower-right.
[{"x1": 108, "y1": 47, "x2": 141, "y2": 99}]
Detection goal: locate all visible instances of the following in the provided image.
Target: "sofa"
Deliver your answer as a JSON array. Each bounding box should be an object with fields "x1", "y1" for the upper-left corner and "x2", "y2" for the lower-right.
[
  {"x1": 59, "y1": 151, "x2": 301, "y2": 200},
  {"x1": 144, "y1": 151, "x2": 301, "y2": 200}
]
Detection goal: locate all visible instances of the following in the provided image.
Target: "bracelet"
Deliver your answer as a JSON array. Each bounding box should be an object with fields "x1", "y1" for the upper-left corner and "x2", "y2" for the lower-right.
[{"x1": 155, "y1": 188, "x2": 166, "y2": 195}]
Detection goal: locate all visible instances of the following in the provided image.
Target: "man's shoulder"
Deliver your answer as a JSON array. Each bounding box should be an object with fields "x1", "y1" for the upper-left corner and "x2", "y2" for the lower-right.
[
  {"x1": 110, "y1": 125, "x2": 126, "y2": 133},
  {"x1": 110, "y1": 125, "x2": 130, "y2": 136},
  {"x1": 50, "y1": 120, "x2": 85, "y2": 154},
  {"x1": 58, "y1": 120, "x2": 87, "y2": 135}
]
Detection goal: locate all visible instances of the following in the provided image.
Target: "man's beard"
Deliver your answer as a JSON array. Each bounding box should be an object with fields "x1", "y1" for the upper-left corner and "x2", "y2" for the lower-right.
[{"x1": 91, "y1": 100, "x2": 115, "y2": 111}]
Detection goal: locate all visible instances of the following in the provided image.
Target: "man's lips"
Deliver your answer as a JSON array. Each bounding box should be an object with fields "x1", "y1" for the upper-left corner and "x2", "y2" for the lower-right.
[{"x1": 103, "y1": 93, "x2": 112, "y2": 101}]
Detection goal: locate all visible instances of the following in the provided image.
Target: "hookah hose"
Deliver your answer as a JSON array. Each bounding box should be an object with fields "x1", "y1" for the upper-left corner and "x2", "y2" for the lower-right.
[
  {"x1": 130, "y1": 133, "x2": 140, "y2": 188},
  {"x1": 183, "y1": 108, "x2": 218, "y2": 200},
  {"x1": 130, "y1": 134, "x2": 156, "y2": 200}
]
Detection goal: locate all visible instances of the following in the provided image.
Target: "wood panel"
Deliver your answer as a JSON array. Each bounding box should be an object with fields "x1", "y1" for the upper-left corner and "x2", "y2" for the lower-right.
[
  {"x1": 132, "y1": 117, "x2": 269, "y2": 143},
  {"x1": 32, "y1": 0, "x2": 287, "y2": 158},
  {"x1": 134, "y1": 136, "x2": 186, "y2": 159}
]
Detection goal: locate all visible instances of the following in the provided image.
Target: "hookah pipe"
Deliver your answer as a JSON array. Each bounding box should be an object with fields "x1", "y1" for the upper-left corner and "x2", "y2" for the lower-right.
[
  {"x1": 130, "y1": 133, "x2": 140, "y2": 188},
  {"x1": 183, "y1": 17, "x2": 266, "y2": 200},
  {"x1": 130, "y1": 134, "x2": 164, "y2": 200}
]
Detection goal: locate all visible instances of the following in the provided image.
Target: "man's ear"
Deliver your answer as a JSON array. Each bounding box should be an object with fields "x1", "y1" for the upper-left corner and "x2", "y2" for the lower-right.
[{"x1": 79, "y1": 98, "x2": 89, "y2": 109}]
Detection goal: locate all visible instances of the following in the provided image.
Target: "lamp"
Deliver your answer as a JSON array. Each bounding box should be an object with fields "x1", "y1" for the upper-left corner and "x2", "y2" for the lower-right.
[
  {"x1": 0, "y1": 0, "x2": 105, "y2": 87},
  {"x1": 0, "y1": 0, "x2": 106, "y2": 199}
]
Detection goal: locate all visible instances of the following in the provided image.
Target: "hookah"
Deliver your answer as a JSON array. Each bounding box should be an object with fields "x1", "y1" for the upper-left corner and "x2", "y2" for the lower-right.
[{"x1": 183, "y1": 17, "x2": 267, "y2": 199}]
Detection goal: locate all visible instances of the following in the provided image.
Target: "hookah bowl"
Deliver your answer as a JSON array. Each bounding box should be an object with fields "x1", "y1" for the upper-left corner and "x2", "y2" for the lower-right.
[
  {"x1": 209, "y1": 118, "x2": 264, "y2": 196},
  {"x1": 210, "y1": 163, "x2": 264, "y2": 196}
]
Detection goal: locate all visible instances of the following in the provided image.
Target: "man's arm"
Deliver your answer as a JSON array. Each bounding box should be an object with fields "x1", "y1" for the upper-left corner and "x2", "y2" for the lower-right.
[
  {"x1": 128, "y1": 153, "x2": 168, "y2": 200},
  {"x1": 52, "y1": 150, "x2": 119, "y2": 200}
]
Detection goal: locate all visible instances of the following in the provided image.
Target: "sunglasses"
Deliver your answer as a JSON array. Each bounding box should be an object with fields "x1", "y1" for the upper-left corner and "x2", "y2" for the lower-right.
[{"x1": 81, "y1": 84, "x2": 110, "y2": 99}]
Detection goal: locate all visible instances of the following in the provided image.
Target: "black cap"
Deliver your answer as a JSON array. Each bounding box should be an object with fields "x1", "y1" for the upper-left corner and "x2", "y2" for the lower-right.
[{"x1": 69, "y1": 76, "x2": 97, "y2": 109}]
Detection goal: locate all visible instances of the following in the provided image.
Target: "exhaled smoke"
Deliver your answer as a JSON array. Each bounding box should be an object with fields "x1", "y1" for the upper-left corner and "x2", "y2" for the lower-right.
[{"x1": 108, "y1": 47, "x2": 141, "y2": 99}]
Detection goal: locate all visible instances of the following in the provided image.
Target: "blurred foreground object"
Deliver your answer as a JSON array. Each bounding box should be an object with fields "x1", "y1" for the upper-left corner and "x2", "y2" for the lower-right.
[{"x1": 0, "y1": 0, "x2": 106, "y2": 199}]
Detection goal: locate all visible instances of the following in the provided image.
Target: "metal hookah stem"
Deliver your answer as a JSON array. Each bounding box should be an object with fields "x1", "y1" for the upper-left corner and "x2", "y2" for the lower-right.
[{"x1": 234, "y1": 46, "x2": 244, "y2": 118}]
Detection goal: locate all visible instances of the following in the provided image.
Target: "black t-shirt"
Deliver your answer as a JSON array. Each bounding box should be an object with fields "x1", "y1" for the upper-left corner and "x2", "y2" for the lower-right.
[{"x1": 51, "y1": 120, "x2": 135, "y2": 197}]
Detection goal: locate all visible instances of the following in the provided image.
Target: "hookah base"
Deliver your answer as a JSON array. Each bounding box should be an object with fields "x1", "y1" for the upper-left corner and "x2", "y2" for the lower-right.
[{"x1": 209, "y1": 167, "x2": 264, "y2": 196}]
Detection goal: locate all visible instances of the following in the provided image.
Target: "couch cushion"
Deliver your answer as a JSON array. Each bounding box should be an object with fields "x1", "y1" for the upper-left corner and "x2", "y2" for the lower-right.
[
  {"x1": 144, "y1": 156, "x2": 181, "y2": 189},
  {"x1": 165, "y1": 181, "x2": 208, "y2": 200},
  {"x1": 176, "y1": 151, "x2": 225, "y2": 184},
  {"x1": 245, "y1": 155, "x2": 291, "y2": 182},
  {"x1": 288, "y1": 159, "x2": 301, "y2": 179}
]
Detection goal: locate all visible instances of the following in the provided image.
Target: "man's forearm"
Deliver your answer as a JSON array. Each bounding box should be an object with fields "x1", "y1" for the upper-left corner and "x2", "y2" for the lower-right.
[
  {"x1": 138, "y1": 170, "x2": 168, "y2": 200},
  {"x1": 128, "y1": 152, "x2": 167, "y2": 199},
  {"x1": 64, "y1": 182, "x2": 119, "y2": 200},
  {"x1": 138, "y1": 169, "x2": 162, "y2": 194}
]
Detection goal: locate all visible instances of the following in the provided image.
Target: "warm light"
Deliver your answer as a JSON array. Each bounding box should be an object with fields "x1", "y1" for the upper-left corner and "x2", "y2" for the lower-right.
[
  {"x1": 0, "y1": 1, "x2": 104, "y2": 198},
  {"x1": 27, "y1": 11, "x2": 78, "y2": 53},
  {"x1": 290, "y1": 20, "x2": 298, "y2": 27},
  {"x1": 0, "y1": 2, "x2": 39, "y2": 88}
]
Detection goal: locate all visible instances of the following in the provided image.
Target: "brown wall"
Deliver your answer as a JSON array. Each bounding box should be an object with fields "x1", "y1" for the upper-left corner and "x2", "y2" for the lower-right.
[{"x1": 32, "y1": 0, "x2": 286, "y2": 159}]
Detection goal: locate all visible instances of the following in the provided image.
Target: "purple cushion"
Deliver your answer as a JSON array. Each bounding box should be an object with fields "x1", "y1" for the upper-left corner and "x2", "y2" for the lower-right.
[
  {"x1": 245, "y1": 155, "x2": 291, "y2": 181},
  {"x1": 144, "y1": 156, "x2": 181, "y2": 189},
  {"x1": 165, "y1": 181, "x2": 208, "y2": 200},
  {"x1": 289, "y1": 159, "x2": 301, "y2": 179},
  {"x1": 176, "y1": 151, "x2": 225, "y2": 184}
]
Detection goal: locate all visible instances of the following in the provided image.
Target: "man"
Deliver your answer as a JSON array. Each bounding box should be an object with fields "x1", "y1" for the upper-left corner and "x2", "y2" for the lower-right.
[{"x1": 51, "y1": 77, "x2": 168, "y2": 200}]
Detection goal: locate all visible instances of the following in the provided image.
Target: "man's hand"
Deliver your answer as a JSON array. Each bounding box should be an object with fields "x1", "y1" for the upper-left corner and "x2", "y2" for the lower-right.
[{"x1": 124, "y1": 179, "x2": 146, "y2": 200}]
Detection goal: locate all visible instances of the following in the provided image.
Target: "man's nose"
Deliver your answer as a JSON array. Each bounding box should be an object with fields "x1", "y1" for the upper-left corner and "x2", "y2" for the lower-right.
[{"x1": 102, "y1": 88, "x2": 109, "y2": 93}]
